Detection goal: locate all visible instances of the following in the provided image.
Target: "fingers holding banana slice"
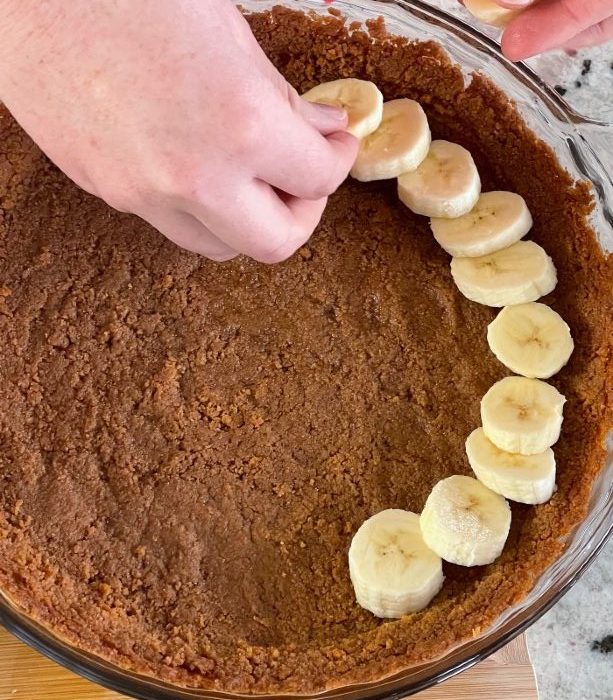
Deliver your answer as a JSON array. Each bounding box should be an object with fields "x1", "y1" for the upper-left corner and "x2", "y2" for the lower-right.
[
  {"x1": 348, "y1": 509, "x2": 444, "y2": 618},
  {"x1": 303, "y1": 78, "x2": 383, "y2": 139}
]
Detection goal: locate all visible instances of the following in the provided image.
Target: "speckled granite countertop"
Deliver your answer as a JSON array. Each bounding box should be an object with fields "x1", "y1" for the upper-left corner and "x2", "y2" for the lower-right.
[{"x1": 425, "y1": 4, "x2": 613, "y2": 699}]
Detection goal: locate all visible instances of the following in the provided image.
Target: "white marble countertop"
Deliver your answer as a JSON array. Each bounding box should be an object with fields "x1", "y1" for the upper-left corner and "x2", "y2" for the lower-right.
[{"x1": 423, "y1": 4, "x2": 613, "y2": 699}]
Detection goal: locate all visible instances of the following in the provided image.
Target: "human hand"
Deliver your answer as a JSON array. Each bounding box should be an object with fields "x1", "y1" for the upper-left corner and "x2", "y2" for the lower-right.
[
  {"x1": 494, "y1": 0, "x2": 613, "y2": 60},
  {"x1": 0, "y1": 0, "x2": 358, "y2": 262}
]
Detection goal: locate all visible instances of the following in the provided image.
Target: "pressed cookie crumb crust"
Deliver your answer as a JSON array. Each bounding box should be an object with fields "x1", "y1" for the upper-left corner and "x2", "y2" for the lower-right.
[{"x1": 0, "y1": 7, "x2": 611, "y2": 694}]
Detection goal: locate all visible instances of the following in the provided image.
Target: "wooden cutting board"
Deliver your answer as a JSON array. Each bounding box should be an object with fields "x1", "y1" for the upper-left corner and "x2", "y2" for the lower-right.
[{"x1": 0, "y1": 628, "x2": 537, "y2": 700}]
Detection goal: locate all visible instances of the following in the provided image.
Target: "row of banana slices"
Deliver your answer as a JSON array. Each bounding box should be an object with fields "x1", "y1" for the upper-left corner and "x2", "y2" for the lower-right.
[{"x1": 303, "y1": 78, "x2": 574, "y2": 619}]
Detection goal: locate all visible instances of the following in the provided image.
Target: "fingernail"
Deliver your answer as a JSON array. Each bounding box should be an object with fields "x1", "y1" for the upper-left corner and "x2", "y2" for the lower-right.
[
  {"x1": 312, "y1": 102, "x2": 347, "y2": 120},
  {"x1": 501, "y1": 0, "x2": 534, "y2": 6}
]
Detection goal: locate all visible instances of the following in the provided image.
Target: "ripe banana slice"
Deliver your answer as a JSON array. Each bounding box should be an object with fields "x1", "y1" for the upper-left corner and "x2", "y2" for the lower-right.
[
  {"x1": 420, "y1": 475, "x2": 511, "y2": 567},
  {"x1": 348, "y1": 509, "x2": 444, "y2": 618},
  {"x1": 430, "y1": 191, "x2": 533, "y2": 258},
  {"x1": 302, "y1": 78, "x2": 383, "y2": 139},
  {"x1": 481, "y1": 376, "x2": 566, "y2": 455},
  {"x1": 487, "y1": 302, "x2": 574, "y2": 379},
  {"x1": 398, "y1": 140, "x2": 481, "y2": 218},
  {"x1": 466, "y1": 428, "x2": 556, "y2": 504},
  {"x1": 350, "y1": 99, "x2": 431, "y2": 182},
  {"x1": 450, "y1": 240, "x2": 557, "y2": 307},
  {"x1": 464, "y1": 0, "x2": 521, "y2": 27}
]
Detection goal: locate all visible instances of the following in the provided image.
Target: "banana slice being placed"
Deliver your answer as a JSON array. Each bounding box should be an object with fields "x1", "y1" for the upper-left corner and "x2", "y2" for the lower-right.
[
  {"x1": 420, "y1": 475, "x2": 511, "y2": 567},
  {"x1": 398, "y1": 140, "x2": 481, "y2": 218},
  {"x1": 450, "y1": 240, "x2": 557, "y2": 307},
  {"x1": 487, "y1": 302, "x2": 574, "y2": 379},
  {"x1": 430, "y1": 191, "x2": 533, "y2": 257},
  {"x1": 302, "y1": 78, "x2": 383, "y2": 139},
  {"x1": 464, "y1": 0, "x2": 521, "y2": 27},
  {"x1": 350, "y1": 99, "x2": 431, "y2": 182},
  {"x1": 466, "y1": 428, "x2": 556, "y2": 504},
  {"x1": 348, "y1": 509, "x2": 444, "y2": 618},
  {"x1": 481, "y1": 376, "x2": 566, "y2": 455}
]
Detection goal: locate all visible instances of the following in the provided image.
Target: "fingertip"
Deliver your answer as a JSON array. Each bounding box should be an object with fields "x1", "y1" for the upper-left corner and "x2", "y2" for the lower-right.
[{"x1": 500, "y1": 25, "x2": 532, "y2": 61}]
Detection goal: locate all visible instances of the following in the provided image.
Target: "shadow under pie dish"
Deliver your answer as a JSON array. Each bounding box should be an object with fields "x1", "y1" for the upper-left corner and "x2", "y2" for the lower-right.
[{"x1": 0, "y1": 1, "x2": 611, "y2": 698}]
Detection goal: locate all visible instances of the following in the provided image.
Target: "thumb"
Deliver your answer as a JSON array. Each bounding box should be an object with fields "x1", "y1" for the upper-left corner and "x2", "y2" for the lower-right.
[{"x1": 296, "y1": 96, "x2": 351, "y2": 136}]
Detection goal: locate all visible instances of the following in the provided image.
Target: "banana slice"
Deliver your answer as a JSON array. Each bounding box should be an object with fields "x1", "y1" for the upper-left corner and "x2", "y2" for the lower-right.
[
  {"x1": 464, "y1": 0, "x2": 521, "y2": 27},
  {"x1": 481, "y1": 376, "x2": 566, "y2": 455},
  {"x1": 302, "y1": 78, "x2": 383, "y2": 139},
  {"x1": 450, "y1": 240, "x2": 557, "y2": 307},
  {"x1": 420, "y1": 475, "x2": 511, "y2": 567},
  {"x1": 348, "y1": 509, "x2": 444, "y2": 618},
  {"x1": 350, "y1": 99, "x2": 431, "y2": 182},
  {"x1": 398, "y1": 140, "x2": 481, "y2": 219},
  {"x1": 430, "y1": 191, "x2": 533, "y2": 258},
  {"x1": 487, "y1": 302, "x2": 574, "y2": 379},
  {"x1": 466, "y1": 428, "x2": 556, "y2": 504}
]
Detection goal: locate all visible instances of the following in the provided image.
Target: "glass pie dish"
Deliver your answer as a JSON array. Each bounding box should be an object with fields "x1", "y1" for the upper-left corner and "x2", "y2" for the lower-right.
[{"x1": 0, "y1": 1, "x2": 611, "y2": 698}]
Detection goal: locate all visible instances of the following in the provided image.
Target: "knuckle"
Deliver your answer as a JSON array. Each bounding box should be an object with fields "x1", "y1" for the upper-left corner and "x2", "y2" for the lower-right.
[
  {"x1": 226, "y1": 108, "x2": 267, "y2": 160},
  {"x1": 155, "y1": 161, "x2": 203, "y2": 204}
]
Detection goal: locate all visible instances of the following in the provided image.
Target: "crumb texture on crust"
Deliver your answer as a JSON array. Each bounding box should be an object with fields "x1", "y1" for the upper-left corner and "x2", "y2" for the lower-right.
[{"x1": 0, "y1": 7, "x2": 610, "y2": 694}]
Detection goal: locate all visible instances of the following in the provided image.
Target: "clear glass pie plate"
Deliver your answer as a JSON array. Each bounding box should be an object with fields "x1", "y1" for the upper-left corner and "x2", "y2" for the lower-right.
[{"x1": 0, "y1": 1, "x2": 611, "y2": 698}]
